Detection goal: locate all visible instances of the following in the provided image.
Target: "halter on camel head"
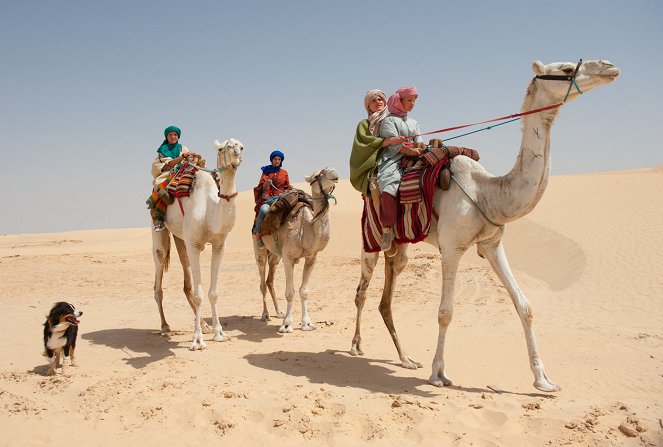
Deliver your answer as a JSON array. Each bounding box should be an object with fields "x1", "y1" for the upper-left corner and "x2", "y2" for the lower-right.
[{"x1": 534, "y1": 59, "x2": 583, "y2": 103}]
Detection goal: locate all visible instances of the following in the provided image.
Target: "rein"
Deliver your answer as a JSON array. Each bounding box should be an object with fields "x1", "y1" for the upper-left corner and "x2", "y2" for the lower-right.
[
  {"x1": 406, "y1": 59, "x2": 583, "y2": 144},
  {"x1": 444, "y1": 60, "x2": 584, "y2": 227}
]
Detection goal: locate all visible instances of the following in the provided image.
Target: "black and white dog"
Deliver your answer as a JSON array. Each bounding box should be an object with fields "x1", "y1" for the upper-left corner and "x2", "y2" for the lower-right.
[{"x1": 43, "y1": 302, "x2": 82, "y2": 375}]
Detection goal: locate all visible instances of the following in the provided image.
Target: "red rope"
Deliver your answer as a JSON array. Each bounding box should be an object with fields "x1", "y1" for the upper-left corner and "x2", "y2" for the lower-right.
[{"x1": 412, "y1": 102, "x2": 563, "y2": 139}]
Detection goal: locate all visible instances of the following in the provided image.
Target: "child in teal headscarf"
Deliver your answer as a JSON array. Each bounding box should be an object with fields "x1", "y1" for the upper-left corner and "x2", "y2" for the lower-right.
[{"x1": 148, "y1": 126, "x2": 199, "y2": 231}]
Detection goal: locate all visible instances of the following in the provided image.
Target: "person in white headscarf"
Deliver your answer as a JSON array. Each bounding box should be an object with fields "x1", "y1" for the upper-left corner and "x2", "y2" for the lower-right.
[{"x1": 349, "y1": 89, "x2": 406, "y2": 195}]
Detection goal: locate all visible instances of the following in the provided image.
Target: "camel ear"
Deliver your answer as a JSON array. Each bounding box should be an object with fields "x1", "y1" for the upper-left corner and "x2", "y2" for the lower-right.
[
  {"x1": 305, "y1": 169, "x2": 321, "y2": 183},
  {"x1": 214, "y1": 139, "x2": 228, "y2": 149},
  {"x1": 532, "y1": 60, "x2": 546, "y2": 76}
]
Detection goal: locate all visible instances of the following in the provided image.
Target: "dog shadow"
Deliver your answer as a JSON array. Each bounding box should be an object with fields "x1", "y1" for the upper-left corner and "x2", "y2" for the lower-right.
[{"x1": 82, "y1": 328, "x2": 179, "y2": 369}]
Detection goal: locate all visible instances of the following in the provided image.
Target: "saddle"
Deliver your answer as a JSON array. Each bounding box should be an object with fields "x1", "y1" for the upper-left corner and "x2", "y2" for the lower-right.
[{"x1": 260, "y1": 189, "x2": 313, "y2": 236}]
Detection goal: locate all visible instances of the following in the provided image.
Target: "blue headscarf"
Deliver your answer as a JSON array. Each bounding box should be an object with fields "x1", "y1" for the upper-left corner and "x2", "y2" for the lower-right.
[
  {"x1": 261, "y1": 150, "x2": 285, "y2": 175},
  {"x1": 157, "y1": 125, "x2": 182, "y2": 159}
]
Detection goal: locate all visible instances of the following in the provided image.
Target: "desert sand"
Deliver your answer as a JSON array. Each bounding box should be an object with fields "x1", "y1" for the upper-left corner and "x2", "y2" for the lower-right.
[{"x1": 1, "y1": 166, "x2": 662, "y2": 446}]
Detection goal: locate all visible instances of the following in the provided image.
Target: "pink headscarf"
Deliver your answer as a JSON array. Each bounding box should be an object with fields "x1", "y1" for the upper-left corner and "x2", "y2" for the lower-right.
[{"x1": 387, "y1": 86, "x2": 419, "y2": 116}]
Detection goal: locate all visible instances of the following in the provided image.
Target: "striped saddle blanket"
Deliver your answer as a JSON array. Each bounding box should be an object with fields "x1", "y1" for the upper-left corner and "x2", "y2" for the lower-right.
[
  {"x1": 166, "y1": 162, "x2": 198, "y2": 198},
  {"x1": 400, "y1": 146, "x2": 479, "y2": 204},
  {"x1": 361, "y1": 146, "x2": 480, "y2": 253}
]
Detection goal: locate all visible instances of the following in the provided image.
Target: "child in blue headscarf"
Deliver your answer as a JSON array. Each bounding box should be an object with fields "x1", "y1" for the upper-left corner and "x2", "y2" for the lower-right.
[{"x1": 252, "y1": 150, "x2": 290, "y2": 247}]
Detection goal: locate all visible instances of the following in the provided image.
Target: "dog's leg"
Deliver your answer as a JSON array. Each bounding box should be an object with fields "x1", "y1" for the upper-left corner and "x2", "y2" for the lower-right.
[
  {"x1": 46, "y1": 348, "x2": 57, "y2": 376},
  {"x1": 69, "y1": 346, "x2": 77, "y2": 367}
]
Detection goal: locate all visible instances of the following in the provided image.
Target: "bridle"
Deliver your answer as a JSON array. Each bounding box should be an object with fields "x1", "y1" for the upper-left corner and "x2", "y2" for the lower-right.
[
  {"x1": 309, "y1": 171, "x2": 337, "y2": 223},
  {"x1": 535, "y1": 58, "x2": 583, "y2": 103}
]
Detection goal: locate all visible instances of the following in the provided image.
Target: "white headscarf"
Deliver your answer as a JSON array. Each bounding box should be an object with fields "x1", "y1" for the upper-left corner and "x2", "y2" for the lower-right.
[{"x1": 364, "y1": 89, "x2": 388, "y2": 136}]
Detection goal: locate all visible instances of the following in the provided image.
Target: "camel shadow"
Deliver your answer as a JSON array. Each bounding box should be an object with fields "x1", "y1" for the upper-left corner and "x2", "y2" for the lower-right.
[
  {"x1": 245, "y1": 349, "x2": 444, "y2": 397},
  {"x1": 216, "y1": 315, "x2": 283, "y2": 343},
  {"x1": 82, "y1": 328, "x2": 179, "y2": 369}
]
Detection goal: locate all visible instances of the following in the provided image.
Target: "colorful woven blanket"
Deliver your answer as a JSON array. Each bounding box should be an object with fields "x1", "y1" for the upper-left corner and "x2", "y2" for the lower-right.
[
  {"x1": 361, "y1": 159, "x2": 446, "y2": 253},
  {"x1": 166, "y1": 162, "x2": 198, "y2": 198},
  {"x1": 361, "y1": 146, "x2": 480, "y2": 252}
]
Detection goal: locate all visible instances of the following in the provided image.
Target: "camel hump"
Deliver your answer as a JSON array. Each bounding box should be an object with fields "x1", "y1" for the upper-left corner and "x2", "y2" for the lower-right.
[{"x1": 261, "y1": 189, "x2": 312, "y2": 235}]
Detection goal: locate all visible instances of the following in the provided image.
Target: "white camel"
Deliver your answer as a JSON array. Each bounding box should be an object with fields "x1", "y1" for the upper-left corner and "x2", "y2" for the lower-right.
[
  {"x1": 254, "y1": 167, "x2": 339, "y2": 333},
  {"x1": 152, "y1": 138, "x2": 243, "y2": 350},
  {"x1": 351, "y1": 60, "x2": 619, "y2": 391}
]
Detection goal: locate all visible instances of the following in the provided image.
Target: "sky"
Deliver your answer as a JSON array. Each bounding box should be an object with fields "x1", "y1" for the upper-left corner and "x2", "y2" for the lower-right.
[{"x1": 1, "y1": 1, "x2": 661, "y2": 234}]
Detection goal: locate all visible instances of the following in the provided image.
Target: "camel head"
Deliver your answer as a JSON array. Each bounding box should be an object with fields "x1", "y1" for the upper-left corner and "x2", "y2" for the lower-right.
[
  {"x1": 305, "y1": 167, "x2": 339, "y2": 197},
  {"x1": 214, "y1": 138, "x2": 244, "y2": 170},
  {"x1": 532, "y1": 59, "x2": 620, "y2": 103}
]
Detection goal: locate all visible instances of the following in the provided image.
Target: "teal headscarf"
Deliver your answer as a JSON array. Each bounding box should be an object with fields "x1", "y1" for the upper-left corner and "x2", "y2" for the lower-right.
[{"x1": 157, "y1": 126, "x2": 182, "y2": 159}]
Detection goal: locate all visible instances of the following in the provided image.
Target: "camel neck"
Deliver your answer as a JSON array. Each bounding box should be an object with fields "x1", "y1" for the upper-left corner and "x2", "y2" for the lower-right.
[
  {"x1": 492, "y1": 91, "x2": 559, "y2": 223},
  {"x1": 216, "y1": 168, "x2": 237, "y2": 198}
]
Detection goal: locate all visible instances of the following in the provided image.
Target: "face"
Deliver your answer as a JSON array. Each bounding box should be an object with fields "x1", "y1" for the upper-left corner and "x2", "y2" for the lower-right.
[
  {"x1": 368, "y1": 96, "x2": 385, "y2": 114},
  {"x1": 271, "y1": 156, "x2": 282, "y2": 167},
  {"x1": 166, "y1": 131, "x2": 179, "y2": 145},
  {"x1": 401, "y1": 95, "x2": 417, "y2": 112}
]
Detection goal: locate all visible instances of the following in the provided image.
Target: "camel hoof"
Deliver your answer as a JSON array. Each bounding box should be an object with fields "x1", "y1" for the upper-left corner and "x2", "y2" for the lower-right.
[
  {"x1": 349, "y1": 346, "x2": 364, "y2": 356},
  {"x1": 190, "y1": 337, "x2": 206, "y2": 351},
  {"x1": 160, "y1": 324, "x2": 171, "y2": 335},
  {"x1": 213, "y1": 332, "x2": 229, "y2": 342},
  {"x1": 301, "y1": 323, "x2": 316, "y2": 331},
  {"x1": 428, "y1": 375, "x2": 453, "y2": 387},
  {"x1": 401, "y1": 357, "x2": 423, "y2": 369},
  {"x1": 534, "y1": 379, "x2": 561, "y2": 392},
  {"x1": 278, "y1": 325, "x2": 293, "y2": 334},
  {"x1": 261, "y1": 314, "x2": 271, "y2": 322},
  {"x1": 201, "y1": 323, "x2": 212, "y2": 334}
]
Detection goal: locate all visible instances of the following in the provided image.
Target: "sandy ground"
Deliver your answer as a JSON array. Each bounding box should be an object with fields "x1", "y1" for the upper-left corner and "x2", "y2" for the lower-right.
[{"x1": 1, "y1": 166, "x2": 662, "y2": 446}]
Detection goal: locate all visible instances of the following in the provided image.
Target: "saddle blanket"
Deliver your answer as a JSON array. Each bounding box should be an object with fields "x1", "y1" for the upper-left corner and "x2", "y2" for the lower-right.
[
  {"x1": 400, "y1": 146, "x2": 480, "y2": 204},
  {"x1": 361, "y1": 146, "x2": 480, "y2": 252},
  {"x1": 361, "y1": 158, "x2": 446, "y2": 253},
  {"x1": 166, "y1": 162, "x2": 198, "y2": 198}
]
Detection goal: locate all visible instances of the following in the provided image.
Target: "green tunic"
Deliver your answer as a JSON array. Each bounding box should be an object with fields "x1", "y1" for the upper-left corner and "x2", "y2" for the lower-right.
[{"x1": 350, "y1": 119, "x2": 384, "y2": 195}]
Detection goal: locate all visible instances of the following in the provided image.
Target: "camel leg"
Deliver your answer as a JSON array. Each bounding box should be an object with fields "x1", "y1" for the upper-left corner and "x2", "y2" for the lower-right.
[
  {"x1": 186, "y1": 242, "x2": 206, "y2": 351},
  {"x1": 173, "y1": 236, "x2": 211, "y2": 334},
  {"x1": 278, "y1": 258, "x2": 297, "y2": 334},
  {"x1": 428, "y1": 248, "x2": 462, "y2": 387},
  {"x1": 208, "y1": 241, "x2": 229, "y2": 342},
  {"x1": 477, "y1": 238, "x2": 560, "y2": 392},
  {"x1": 299, "y1": 256, "x2": 316, "y2": 331},
  {"x1": 254, "y1": 244, "x2": 271, "y2": 321},
  {"x1": 267, "y1": 253, "x2": 283, "y2": 318},
  {"x1": 152, "y1": 228, "x2": 171, "y2": 335},
  {"x1": 350, "y1": 250, "x2": 379, "y2": 356},
  {"x1": 379, "y1": 246, "x2": 422, "y2": 369}
]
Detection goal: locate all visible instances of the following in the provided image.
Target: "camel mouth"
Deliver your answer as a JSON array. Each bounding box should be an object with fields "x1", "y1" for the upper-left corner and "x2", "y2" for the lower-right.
[{"x1": 601, "y1": 67, "x2": 620, "y2": 78}]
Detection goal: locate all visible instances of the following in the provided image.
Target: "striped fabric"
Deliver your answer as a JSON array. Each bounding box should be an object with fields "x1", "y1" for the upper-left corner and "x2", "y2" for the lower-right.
[
  {"x1": 361, "y1": 158, "x2": 447, "y2": 253},
  {"x1": 166, "y1": 162, "x2": 198, "y2": 198}
]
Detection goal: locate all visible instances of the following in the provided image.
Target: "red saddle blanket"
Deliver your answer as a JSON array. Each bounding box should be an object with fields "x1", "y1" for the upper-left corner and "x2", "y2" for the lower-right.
[
  {"x1": 361, "y1": 158, "x2": 446, "y2": 253},
  {"x1": 360, "y1": 146, "x2": 479, "y2": 252}
]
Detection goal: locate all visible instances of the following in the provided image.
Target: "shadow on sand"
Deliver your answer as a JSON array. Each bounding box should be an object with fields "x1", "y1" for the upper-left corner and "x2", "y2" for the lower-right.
[
  {"x1": 245, "y1": 348, "x2": 471, "y2": 397},
  {"x1": 82, "y1": 328, "x2": 180, "y2": 369}
]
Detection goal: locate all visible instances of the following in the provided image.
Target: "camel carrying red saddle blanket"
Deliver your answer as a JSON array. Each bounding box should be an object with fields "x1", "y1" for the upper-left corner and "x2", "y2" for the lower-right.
[{"x1": 361, "y1": 146, "x2": 479, "y2": 253}]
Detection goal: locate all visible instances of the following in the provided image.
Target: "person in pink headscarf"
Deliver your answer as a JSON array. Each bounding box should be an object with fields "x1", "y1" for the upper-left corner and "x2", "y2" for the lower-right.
[{"x1": 376, "y1": 86, "x2": 424, "y2": 235}]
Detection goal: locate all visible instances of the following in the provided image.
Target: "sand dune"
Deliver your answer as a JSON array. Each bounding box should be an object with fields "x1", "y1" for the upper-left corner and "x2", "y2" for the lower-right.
[{"x1": 0, "y1": 166, "x2": 661, "y2": 446}]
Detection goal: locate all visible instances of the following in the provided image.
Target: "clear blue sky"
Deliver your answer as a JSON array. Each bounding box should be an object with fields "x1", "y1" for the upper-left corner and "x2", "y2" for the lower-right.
[{"x1": 2, "y1": 1, "x2": 661, "y2": 234}]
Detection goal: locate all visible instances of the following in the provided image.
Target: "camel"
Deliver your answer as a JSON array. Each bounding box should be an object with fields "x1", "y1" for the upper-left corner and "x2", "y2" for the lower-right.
[
  {"x1": 152, "y1": 138, "x2": 243, "y2": 350},
  {"x1": 253, "y1": 167, "x2": 339, "y2": 333},
  {"x1": 351, "y1": 60, "x2": 619, "y2": 391}
]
